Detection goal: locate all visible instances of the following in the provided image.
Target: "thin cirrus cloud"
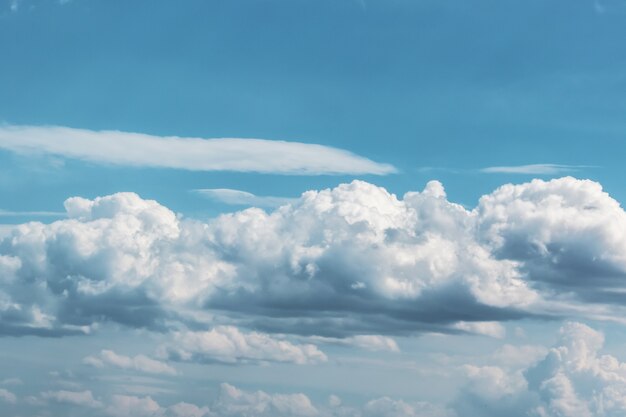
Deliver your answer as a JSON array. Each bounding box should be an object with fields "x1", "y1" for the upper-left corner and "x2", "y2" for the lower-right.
[
  {"x1": 83, "y1": 350, "x2": 177, "y2": 376},
  {"x1": 480, "y1": 163, "x2": 588, "y2": 175},
  {"x1": 193, "y1": 188, "x2": 297, "y2": 207},
  {"x1": 0, "y1": 210, "x2": 65, "y2": 217},
  {"x1": 0, "y1": 124, "x2": 396, "y2": 175}
]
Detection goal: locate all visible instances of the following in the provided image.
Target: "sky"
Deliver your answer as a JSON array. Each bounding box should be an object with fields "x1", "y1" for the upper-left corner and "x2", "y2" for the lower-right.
[{"x1": 2, "y1": 0, "x2": 626, "y2": 416}]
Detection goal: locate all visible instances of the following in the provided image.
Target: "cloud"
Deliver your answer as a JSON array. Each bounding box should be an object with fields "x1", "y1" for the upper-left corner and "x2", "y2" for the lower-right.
[
  {"x1": 310, "y1": 335, "x2": 400, "y2": 352},
  {"x1": 0, "y1": 210, "x2": 65, "y2": 217},
  {"x1": 2, "y1": 177, "x2": 626, "y2": 338},
  {"x1": 168, "y1": 402, "x2": 211, "y2": 417},
  {"x1": 24, "y1": 381, "x2": 456, "y2": 417},
  {"x1": 0, "y1": 125, "x2": 395, "y2": 175},
  {"x1": 454, "y1": 322, "x2": 626, "y2": 417},
  {"x1": 105, "y1": 395, "x2": 162, "y2": 417},
  {"x1": 0, "y1": 388, "x2": 16, "y2": 404},
  {"x1": 362, "y1": 397, "x2": 456, "y2": 417},
  {"x1": 215, "y1": 383, "x2": 318, "y2": 417},
  {"x1": 158, "y1": 326, "x2": 327, "y2": 365},
  {"x1": 491, "y1": 344, "x2": 548, "y2": 368},
  {"x1": 84, "y1": 350, "x2": 177, "y2": 375},
  {"x1": 193, "y1": 189, "x2": 296, "y2": 207},
  {"x1": 211, "y1": 384, "x2": 454, "y2": 417},
  {"x1": 41, "y1": 390, "x2": 103, "y2": 408},
  {"x1": 1, "y1": 378, "x2": 22, "y2": 386},
  {"x1": 452, "y1": 321, "x2": 506, "y2": 339},
  {"x1": 480, "y1": 164, "x2": 585, "y2": 175}
]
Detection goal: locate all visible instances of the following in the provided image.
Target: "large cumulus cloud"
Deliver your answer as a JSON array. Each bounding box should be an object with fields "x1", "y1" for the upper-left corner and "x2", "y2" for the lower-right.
[
  {"x1": 1, "y1": 177, "x2": 625, "y2": 338},
  {"x1": 455, "y1": 322, "x2": 626, "y2": 417}
]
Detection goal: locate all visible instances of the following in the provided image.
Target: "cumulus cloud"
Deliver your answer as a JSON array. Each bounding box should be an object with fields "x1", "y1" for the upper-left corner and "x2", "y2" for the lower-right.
[
  {"x1": 455, "y1": 322, "x2": 626, "y2": 417},
  {"x1": 193, "y1": 189, "x2": 296, "y2": 207},
  {"x1": 362, "y1": 397, "x2": 456, "y2": 417},
  {"x1": 84, "y1": 350, "x2": 177, "y2": 375},
  {"x1": 41, "y1": 390, "x2": 102, "y2": 408},
  {"x1": 210, "y1": 384, "x2": 455, "y2": 417},
  {"x1": 168, "y1": 402, "x2": 211, "y2": 417},
  {"x1": 105, "y1": 395, "x2": 162, "y2": 417},
  {"x1": 1, "y1": 177, "x2": 626, "y2": 338},
  {"x1": 0, "y1": 125, "x2": 395, "y2": 175},
  {"x1": 158, "y1": 325, "x2": 327, "y2": 365},
  {"x1": 215, "y1": 383, "x2": 318, "y2": 417}
]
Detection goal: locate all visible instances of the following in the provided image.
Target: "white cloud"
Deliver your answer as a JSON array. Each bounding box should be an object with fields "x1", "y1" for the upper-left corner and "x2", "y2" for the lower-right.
[
  {"x1": 456, "y1": 322, "x2": 626, "y2": 417},
  {"x1": 310, "y1": 335, "x2": 400, "y2": 352},
  {"x1": 26, "y1": 382, "x2": 456, "y2": 417},
  {"x1": 41, "y1": 390, "x2": 102, "y2": 408},
  {"x1": 491, "y1": 344, "x2": 548, "y2": 368},
  {"x1": 193, "y1": 188, "x2": 296, "y2": 207},
  {"x1": 462, "y1": 365, "x2": 527, "y2": 400},
  {"x1": 363, "y1": 397, "x2": 456, "y2": 417},
  {"x1": 0, "y1": 388, "x2": 16, "y2": 404},
  {"x1": 212, "y1": 384, "x2": 456, "y2": 417},
  {"x1": 453, "y1": 321, "x2": 506, "y2": 339},
  {"x1": 105, "y1": 395, "x2": 163, "y2": 417},
  {"x1": 0, "y1": 209, "x2": 65, "y2": 217},
  {"x1": 0, "y1": 125, "x2": 395, "y2": 175},
  {"x1": 1, "y1": 177, "x2": 626, "y2": 338},
  {"x1": 480, "y1": 164, "x2": 585, "y2": 175},
  {"x1": 1, "y1": 378, "x2": 22, "y2": 386},
  {"x1": 84, "y1": 350, "x2": 177, "y2": 376},
  {"x1": 167, "y1": 402, "x2": 211, "y2": 417},
  {"x1": 215, "y1": 383, "x2": 318, "y2": 417},
  {"x1": 159, "y1": 326, "x2": 327, "y2": 365}
]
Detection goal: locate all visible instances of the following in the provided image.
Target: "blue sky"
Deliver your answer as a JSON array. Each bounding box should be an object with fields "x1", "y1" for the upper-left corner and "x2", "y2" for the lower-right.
[{"x1": 2, "y1": 1, "x2": 626, "y2": 416}]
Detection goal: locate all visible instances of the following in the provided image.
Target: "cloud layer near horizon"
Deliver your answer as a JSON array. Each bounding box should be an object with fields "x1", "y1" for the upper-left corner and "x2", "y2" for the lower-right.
[
  {"x1": 0, "y1": 125, "x2": 395, "y2": 175},
  {"x1": 1, "y1": 177, "x2": 626, "y2": 341},
  {"x1": 16, "y1": 321, "x2": 626, "y2": 417}
]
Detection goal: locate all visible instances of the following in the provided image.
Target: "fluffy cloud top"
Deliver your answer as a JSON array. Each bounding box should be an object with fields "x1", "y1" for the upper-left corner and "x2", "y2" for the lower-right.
[
  {"x1": 1, "y1": 177, "x2": 626, "y2": 338},
  {"x1": 457, "y1": 322, "x2": 626, "y2": 417},
  {"x1": 0, "y1": 125, "x2": 395, "y2": 175}
]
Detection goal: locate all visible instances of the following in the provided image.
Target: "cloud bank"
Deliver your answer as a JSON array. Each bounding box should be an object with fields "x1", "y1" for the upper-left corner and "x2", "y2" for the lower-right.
[
  {"x1": 19, "y1": 322, "x2": 626, "y2": 417},
  {"x1": 0, "y1": 125, "x2": 395, "y2": 175},
  {"x1": 31, "y1": 382, "x2": 455, "y2": 417},
  {"x1": 1, "y1": 177, "x2": 626, "y2": 340}
]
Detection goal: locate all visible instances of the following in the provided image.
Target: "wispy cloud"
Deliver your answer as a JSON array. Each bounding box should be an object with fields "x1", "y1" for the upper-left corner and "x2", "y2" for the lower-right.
[
  {"x1": 480, "y1": 164, "x2": 588, "y2": 175},
  {"x1": 0, "y1": 209, "x2": 65, "y2": 217},
  {"x1": 83, "y1": 350, "x2": 177, "y2": 376},
  {"x1": 193, "y1": 188, "x2": 296, "y2": 207},
  {"x1": 0, "y1": 125, "x2": 396, "y2": 175}
]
